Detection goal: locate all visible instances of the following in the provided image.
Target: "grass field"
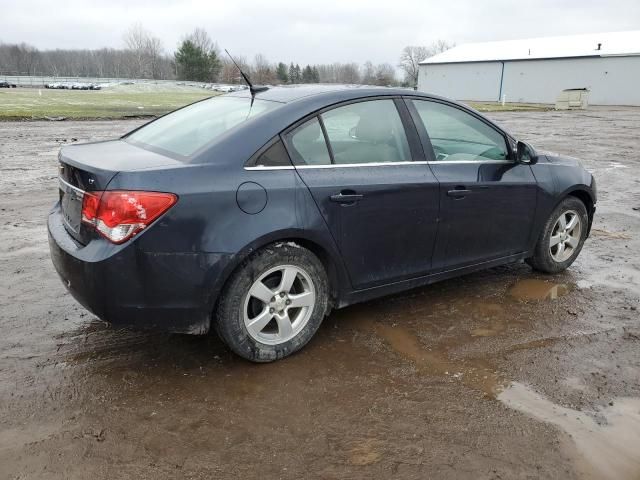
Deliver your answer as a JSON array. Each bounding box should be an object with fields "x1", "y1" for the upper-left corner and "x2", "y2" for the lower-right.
[
  {"x1": 0, "y1": 84, "x2": 550, "y2": 120},
  {"x1": 468, "y1": 102, "x2": 551, "y2": 112},
  {"x1": 0, "y1": 84, "x2": 215, "y2": 119}
]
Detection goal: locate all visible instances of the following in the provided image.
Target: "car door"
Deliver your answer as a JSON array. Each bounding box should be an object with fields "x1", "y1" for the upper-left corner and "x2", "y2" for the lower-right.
[
  {"x1": 283, "y1": 98, "x2": 440, "y2": 290},
  {"x1": 406, "y1": 98, "x2": 537, "y2": 272}
]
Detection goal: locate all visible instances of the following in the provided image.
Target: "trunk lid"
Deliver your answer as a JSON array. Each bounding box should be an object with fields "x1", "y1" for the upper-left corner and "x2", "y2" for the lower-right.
[{"x1": 58, "y1": 139, "x2": 183, "y2": 244}]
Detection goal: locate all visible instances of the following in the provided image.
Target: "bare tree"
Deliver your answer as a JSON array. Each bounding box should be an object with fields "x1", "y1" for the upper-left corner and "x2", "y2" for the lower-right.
[
  {"x1": 123, "y1": 23, "x2": 149, "y2": 77},
  {"x1": 311, "y1": 61, "x2": 398, "y2": 85},
  {"x1": 339, "y1": 62, "x2": 360, "y2": 84},
  {"x1": 146, "y1": 36, "x2": 164, "y2": 79},
  {"x1": 122, "y1": 23, "x2": 166, "y2": 78},
  {"x1": 186, "y1": 28, "x2": 218, "y2": 55},
  {"x1": 361, "y1": 61, "x2": 375, "y2": 85},
  {"x1": 398, "y1": 46, "x2": 429, "y2": 87},
  {"x1": 373, "y1": 63, "x2": 396, "y2": 86},
  {"x1": 432, "y1": 39, "x2": 453, "y2": 56},
  {"x1": 0, "y1": 43, "x2": 42, "y2": 75},
  {"x1": 1, "y1": 34, "x2": 437, "y2": 87},
  {"x1": 0, "y1": 40, "x2": 175, "y2": 79},
  {"x1": 252, "y1": 53, "x2": 275, "y2": 84},
  {"x1": 220, "y1": 55, "x2": 250, "y2": 84},
  {"x1": 399, "y1": 41, "x2": 453, "y2": 87}
]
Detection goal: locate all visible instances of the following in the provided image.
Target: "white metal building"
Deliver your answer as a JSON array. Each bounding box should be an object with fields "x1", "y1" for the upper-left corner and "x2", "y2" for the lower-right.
[{"x1": 417, "y1": 31, "x2": 640, "y2": 106}]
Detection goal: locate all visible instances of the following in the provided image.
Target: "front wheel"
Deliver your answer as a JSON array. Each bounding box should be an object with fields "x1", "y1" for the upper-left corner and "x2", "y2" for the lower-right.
[
  {"x1": 526, "y1": 197, "x2": 589, "y2": 273},
  {"x1": 215, "y1": 243, "x2": 329, "y2": 362}
]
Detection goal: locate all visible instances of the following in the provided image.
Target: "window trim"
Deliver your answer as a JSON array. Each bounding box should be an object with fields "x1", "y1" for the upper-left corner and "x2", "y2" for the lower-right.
[
  {"x1": 394, "y1": 97, "x2": 427, "y2": 162},
  {"x1": 404, "y1": 97, "x2": 515, "y2": 163},
  {"x1": 243, "y1": 95, "x2": 518, "y2": 171},
  {"x1": 281, "y1": 95, "x2": 409, "y2": 138},
  {"x1": 317, "y1": 115, "x2": 335, "y2": 164},
  {"x1": 281, "y1": 96, "x2": 420, "y2": 168},
  {"x1": 243, "y1": 159, "x2": 512, "y2": 171}
]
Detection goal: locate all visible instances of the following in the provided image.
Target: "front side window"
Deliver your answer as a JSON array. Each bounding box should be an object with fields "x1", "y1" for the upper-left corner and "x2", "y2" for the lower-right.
[
  {"x1": 411, "y1": 100, "x2": 509, "y2": 162},
  {"x1": 284, "y1": 117, "x2": 331, "y2": 166},
  {"x1": 126, "y1": 96, "x2": 280, "y2": 157},
  {"x1": 321, "y1": 100, "x2": 411, "y2": 164}
]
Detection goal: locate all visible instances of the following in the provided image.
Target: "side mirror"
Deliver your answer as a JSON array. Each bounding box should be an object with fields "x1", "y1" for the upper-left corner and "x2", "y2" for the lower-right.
[{"x1": 516, "y1": 141, "x2": 538, "y2": 165}]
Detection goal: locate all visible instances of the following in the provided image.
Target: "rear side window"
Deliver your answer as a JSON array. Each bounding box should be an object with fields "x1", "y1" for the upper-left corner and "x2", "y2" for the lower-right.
[
  {"x1": 410, "y1": 100, "x2": 508, "y2": 161},
  {"x1": 321, "y1": 100, "x2": 411, "y2": 165},
  {"x1": 284, "y1": 117, "x2": 331, "y2": 166},
  {"x1": 126, "y1": 96, "x2": 280, "y2": 157},
  {"x1": 254, "y1": 140, "x2": 292, "y2": 167}
]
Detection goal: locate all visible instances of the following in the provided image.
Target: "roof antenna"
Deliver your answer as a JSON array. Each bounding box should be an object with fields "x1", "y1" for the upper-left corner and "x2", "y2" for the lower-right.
[{"x1": 224, "y1": 49, "x2": 268, "y2": 106}]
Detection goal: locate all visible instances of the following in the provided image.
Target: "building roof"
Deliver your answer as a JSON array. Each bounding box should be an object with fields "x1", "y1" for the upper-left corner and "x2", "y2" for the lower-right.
[{"x1": 420, "y1": 30, "x2": 640, "y2": 65}]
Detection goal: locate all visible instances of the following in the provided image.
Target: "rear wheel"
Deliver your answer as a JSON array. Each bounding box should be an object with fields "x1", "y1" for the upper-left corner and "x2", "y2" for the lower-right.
[
  {"x1": 526, "y1": 197, "x2": 589, "y2": 273},
  {"x1": 215, "y1": 243, "x2": 329, "y2": 362}
]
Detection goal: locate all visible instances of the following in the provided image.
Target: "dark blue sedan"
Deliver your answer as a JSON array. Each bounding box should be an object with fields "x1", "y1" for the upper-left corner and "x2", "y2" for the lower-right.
[{"x1": 48, "y1": 85, "x2": 596, "y2": 362}]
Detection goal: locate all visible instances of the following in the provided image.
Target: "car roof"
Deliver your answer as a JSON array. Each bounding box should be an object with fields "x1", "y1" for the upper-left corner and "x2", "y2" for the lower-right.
[
  {"x1": 227, "y1": 84, "x2": 423, "y2": 104},
  {"x1": 193, "y1": 84, "x2": 513, "y2": 166}
]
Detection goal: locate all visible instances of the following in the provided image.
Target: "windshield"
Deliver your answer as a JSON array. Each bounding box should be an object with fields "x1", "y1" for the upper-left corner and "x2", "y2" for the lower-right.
[{"x1": 126, "y1": 96, "x2": 280, "y2": 157}]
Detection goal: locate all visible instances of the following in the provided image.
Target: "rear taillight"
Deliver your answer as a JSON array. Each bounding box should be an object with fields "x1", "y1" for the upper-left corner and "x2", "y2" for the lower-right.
[{"x1": 81, "y1": 191, "x2": 177, "y2": 244}]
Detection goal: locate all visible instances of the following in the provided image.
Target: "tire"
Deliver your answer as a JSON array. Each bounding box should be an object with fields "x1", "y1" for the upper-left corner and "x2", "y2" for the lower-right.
[
  {"x1": 215, "y1": 243, "x2": 329, "y2": 362},
  {"x1": 526, "y1": 196, "x2": 589, "y2": 274}
]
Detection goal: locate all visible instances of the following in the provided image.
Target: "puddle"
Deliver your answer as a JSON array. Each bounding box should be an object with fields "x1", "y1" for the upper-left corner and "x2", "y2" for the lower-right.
[
  {"x1": 508, "y1": 279, "x2": 570, "y2": 301},
  {"x1": 500, "y1": 383, "x2": 640, "y2": 480},
  {"x1": 470, "y1": 316, "x2": 508, "y2": 337},
  {"x1": 374, "y1": 323, "x2": 503, "y2": 398},
  {"x1": 353, "y1": 288, "x2": 564, "y2": 398},
  {"x1": 372, "y1": 321, "x2": 561, "y2": 398}
]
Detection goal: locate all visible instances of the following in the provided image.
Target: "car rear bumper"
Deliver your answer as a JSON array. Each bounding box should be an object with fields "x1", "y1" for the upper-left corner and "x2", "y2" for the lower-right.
[{"x1": 48, "y1": 204, "x2": 232, "y2": 334}]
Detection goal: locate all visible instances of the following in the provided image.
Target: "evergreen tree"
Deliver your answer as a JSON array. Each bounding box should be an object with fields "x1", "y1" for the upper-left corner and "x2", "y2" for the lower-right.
[
  {"x1": 295, "y1": 63, "x2": 302, "y2": 82},
  {"x1": 288, "y1": 62, "x2": 296, "y2": 83},
  {"x1": 302, "y1": 65, "x2": 314, "y2": 83},
  {"x1": 174, "y1": 39, "x2": 220, "y2": 81},
  {"x1": 276, "y1": 62, "x2": 288, "y2": 84},
  {"x1": 312, "y1": 66, "x2": 320, "y2": 83}
]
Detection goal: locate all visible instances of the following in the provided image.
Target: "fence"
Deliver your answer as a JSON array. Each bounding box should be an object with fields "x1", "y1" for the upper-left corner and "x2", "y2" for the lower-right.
[{"x1": 0, "y1": 73, "x2": 210, "y2": 88}]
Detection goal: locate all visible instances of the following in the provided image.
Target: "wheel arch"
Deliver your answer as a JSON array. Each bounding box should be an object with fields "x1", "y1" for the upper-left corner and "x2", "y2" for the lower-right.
[
  {"x1": 526, "y1": 187, "x2": 594, "y2": 273},
  {"x1": 566, "y1": 188, "x2": 594, "y2": 214},
  {"x1": 528, "y1": 185, "x2": 596, "y2": 255},
  {"x1": 562, "y1": 186, "x2": 596, "y2": 235},
  {"x1": 206, "y1": 229, "x2": 349, "y2": 324}
]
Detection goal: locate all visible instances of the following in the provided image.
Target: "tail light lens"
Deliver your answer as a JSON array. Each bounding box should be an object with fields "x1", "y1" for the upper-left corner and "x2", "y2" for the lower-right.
[{"x1": 81, "y1": 191, "x2": 177, "y2": 244}]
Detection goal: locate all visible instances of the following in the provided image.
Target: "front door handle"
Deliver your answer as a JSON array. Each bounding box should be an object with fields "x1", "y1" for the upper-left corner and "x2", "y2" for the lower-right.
[{"x1": 330, "y1": 192, "x2": 364, "y2": 204}]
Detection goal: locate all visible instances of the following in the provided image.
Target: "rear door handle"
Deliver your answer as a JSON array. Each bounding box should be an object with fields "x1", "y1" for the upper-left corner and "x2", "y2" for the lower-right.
[
  {"x1": 447, "y1": 188, "x2": 472, "y2": 198},
  {"x1": 330, "y1": 192, "x2": 364, "y2": 204}
]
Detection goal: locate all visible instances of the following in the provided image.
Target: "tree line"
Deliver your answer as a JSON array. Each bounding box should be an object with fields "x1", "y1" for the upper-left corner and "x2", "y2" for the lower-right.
[{"x1": 0, "y1": 23, "x2": 451, "y2": 87}]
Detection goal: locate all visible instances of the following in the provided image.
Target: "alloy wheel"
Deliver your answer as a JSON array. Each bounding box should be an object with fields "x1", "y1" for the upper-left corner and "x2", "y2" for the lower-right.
[
  {"x1": 243, "y1": 265, "x2": 316, "y2": 345},
  {"x1": 549, "y1": 209, "x2": 582, "y2": 262}
]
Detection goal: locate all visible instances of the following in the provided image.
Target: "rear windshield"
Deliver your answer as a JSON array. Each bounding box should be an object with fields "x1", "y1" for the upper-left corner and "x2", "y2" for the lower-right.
[{"x1": 126, "y1": 96, "x2": 280, "y2": 157}]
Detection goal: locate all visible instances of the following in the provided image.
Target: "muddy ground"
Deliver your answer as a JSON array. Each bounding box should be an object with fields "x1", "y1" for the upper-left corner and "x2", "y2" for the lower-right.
[{"x1": 1, "y1": 108, "x2": 639, "y2": 479}]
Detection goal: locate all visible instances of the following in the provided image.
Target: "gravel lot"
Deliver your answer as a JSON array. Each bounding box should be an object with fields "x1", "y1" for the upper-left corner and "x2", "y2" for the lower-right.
[{"x1": 1, "y1": 108, "x2": 639, "y2": 479}]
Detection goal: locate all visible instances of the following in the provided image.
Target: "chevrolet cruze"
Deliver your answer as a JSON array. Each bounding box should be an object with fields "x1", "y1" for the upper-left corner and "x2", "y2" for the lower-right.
[{"x1": 48, "y1": 85, "x2": 596, "y2": 362}]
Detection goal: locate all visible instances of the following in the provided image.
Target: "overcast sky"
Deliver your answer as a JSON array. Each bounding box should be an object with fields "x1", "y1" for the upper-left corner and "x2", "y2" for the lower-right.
[{"x1": 1, "y1": 0, "x2": 639, "y2": 65}]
